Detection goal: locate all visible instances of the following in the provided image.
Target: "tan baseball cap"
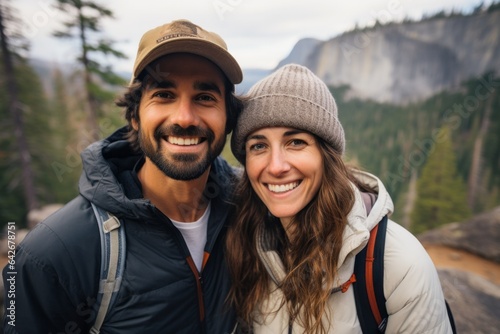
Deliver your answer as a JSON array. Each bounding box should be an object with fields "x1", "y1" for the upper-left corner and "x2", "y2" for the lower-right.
[{"x1": 131, "y1": 19, "x2": 243, "y2": 84}]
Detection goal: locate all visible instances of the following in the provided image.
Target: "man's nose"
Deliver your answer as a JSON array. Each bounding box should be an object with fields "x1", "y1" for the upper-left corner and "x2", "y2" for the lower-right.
[{"x1": 170, "y1": 98, "x2": 200, "y2": 128}]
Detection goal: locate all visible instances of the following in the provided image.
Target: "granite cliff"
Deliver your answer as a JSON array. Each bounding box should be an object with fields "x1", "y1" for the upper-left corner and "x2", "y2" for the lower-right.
[{"x1": 278, "y1": 10, "x2": 500, "y2": 104}]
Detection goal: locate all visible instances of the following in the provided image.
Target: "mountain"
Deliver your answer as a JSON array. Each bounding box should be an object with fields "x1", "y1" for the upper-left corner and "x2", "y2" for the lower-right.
[
  {"x1": 236, "y1": 68, "x2": 271, "y2": 94},
  {"x1": 276, "y1": 38, "x2": 322, "y2": 69},
  {"x1": 278, "y1": 9, "x2": 500, "y2": 104}
]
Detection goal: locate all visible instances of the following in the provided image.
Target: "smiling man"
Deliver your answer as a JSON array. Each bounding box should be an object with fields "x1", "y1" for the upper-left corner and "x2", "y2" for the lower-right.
[{"x1": 3, "y1": 20, "x2": 243, "y2": 333}]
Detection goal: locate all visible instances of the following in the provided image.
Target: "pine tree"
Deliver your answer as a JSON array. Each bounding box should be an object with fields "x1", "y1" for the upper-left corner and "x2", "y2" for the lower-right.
[
  {"x1": 0, "y1": 1, "x2": 38, "y2": 217},
  {"x1": 46, "y1": 68, "x2": 80, "y2": 202},
  {"x1": 411, "y1": 126, "x2": 471, "y2": 233},
  {"x1": 53, "y1": 0, "x2": 126, "y2": 141}
]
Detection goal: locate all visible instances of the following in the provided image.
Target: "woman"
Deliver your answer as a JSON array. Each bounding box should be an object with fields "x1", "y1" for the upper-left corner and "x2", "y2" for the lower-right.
[{"x1": 227, "y1": 64, "x2": 453, "y2": 333}]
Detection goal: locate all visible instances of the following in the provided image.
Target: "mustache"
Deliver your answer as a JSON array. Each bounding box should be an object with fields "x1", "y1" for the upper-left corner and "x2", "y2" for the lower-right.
[{"x1": 154, "y1": 125, "x2": 215, "y2": 142}]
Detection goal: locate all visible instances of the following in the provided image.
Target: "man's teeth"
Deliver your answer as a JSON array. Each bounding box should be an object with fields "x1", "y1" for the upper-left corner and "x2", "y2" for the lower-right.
[
  {"x1": 167, "y1": 137, "x2": 200, "y2": 145},
  {"x1": 268, "y1": 182, "x2": 299, "y2": 193}
]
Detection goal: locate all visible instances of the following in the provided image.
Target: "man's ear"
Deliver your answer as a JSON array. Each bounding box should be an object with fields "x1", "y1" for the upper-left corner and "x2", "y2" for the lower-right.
[{"x1": 131, "y1": 118, "x2": 139, "y2": 131}]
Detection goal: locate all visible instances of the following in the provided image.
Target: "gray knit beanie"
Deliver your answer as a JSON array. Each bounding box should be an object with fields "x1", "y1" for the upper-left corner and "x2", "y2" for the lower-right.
[{"x1": 231, "y1": 64, "x2": 345, "y2": 163}]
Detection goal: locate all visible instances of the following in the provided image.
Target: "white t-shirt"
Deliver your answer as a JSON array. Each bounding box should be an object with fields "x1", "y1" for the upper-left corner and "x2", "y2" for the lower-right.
[{"x1": 170, "y1": 202, "x2": 211, "y2": 272}]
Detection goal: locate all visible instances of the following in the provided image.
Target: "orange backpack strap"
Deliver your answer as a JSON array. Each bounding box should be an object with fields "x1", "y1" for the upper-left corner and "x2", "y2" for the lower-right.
[{"x1": 353, "y1": 215, "x2": 388, "y2": 333}]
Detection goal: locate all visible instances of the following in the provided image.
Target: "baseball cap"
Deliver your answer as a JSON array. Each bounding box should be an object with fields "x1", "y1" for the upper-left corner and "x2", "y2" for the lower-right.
[{"x1": 131, "y1": 19, "x2": 243, "y2": 84}]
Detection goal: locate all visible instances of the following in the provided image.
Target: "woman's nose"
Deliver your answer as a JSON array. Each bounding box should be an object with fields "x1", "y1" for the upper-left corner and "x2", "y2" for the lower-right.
[{"x1": 266, "y1": 149, "x2": 291, "y2": 176}]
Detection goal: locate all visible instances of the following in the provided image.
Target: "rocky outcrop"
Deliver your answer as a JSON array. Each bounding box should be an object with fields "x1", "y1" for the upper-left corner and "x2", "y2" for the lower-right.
[
  {"x1": 419, "y1": 206, "x2": 500, "y2": 263},
  {"x1": 418, "y1": 207, "x2": 500, "y2": 333},
  {"x1": 439, "y1": 268, "x2": 500, "y2": 334},
  {"x1": 279, "y1": 11, "x2": 500, "y2": 104}
]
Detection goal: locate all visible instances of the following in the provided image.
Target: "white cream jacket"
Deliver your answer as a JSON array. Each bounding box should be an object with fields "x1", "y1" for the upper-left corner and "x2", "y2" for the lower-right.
[{"x1": 252, "y1": 170, "x2": 453, "y2": 333}]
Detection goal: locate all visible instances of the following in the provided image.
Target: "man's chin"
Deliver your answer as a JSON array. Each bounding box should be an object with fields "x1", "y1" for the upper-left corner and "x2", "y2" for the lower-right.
[
  {"x1": 154, "y1": 156, "x2": 212, "y2": 181},
  {"x1": 170, "y1": 153, "x2": 200, "y2": 163}
]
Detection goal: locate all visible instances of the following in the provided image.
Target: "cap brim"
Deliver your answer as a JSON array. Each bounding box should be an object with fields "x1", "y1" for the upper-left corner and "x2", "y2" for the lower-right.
[{"x1": 134, "y1": 38, "x2": 242, "y2": 84}]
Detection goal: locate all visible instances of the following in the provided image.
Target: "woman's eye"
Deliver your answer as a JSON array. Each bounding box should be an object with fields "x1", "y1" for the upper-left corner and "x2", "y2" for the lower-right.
[
  {"x1": 248, "y1": 143, "x2": 266, "y2": 152},
  {"x1": 290, "y1": 139, "x2": 306, "y2": 146}
]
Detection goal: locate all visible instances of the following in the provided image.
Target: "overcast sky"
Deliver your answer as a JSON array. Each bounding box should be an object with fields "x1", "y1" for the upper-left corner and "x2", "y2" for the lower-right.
[{"x1": 14, "y1": 0, "x2": 491, "y2": 72}]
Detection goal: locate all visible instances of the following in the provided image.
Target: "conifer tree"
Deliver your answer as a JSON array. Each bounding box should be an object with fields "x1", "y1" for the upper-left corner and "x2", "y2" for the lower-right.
[
  {"x1": 0, "y1": 1, "x2": 38, "y2": 218},
  {"x1": 52, "y1": 0, "x2": 126, "y2": 141},
  {"x1": 47, "y1": 68, "x2": 80, "y2": 202},
  {"x1": 411, "y1": 126, "x2": 471, "y2": 233}
]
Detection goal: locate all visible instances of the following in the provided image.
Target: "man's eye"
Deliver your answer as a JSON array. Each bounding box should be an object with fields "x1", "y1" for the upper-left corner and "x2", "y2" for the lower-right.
[
  {"x1": 152, "y1": 91, "x2": 173, "y2": 99},
  {"x1": 197, "y1": 94, "x2": 216, "y2": 102}
]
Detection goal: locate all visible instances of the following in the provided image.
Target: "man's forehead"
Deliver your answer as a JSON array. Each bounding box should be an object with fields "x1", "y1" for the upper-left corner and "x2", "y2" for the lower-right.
[{"x1": 144, "y1": 78, "x2": 223, "y2": 94}]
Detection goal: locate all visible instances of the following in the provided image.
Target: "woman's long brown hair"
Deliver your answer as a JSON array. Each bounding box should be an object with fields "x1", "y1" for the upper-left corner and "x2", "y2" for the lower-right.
[{"x1": 226, "y1": 139, "x2": 366, "y2": 333}]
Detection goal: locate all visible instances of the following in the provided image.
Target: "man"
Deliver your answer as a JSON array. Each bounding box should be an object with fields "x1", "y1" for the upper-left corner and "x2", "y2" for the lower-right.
[{"x1": 3, "y1": 19, "x2": 243, "y2": 333}]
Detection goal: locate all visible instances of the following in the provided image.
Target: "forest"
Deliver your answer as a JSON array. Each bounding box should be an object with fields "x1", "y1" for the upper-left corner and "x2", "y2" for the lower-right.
[
  {"x1": 1, "y1": 1, "x2": 499, "y2": 234},
  {"x1": 331, "y1": 74, "x2": 500, "y2": 231}
]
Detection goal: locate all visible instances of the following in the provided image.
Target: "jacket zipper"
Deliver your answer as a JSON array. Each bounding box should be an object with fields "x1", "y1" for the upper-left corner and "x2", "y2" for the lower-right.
[{"x1": 186, "y1": 255, "x2": 206, "y2": 325}]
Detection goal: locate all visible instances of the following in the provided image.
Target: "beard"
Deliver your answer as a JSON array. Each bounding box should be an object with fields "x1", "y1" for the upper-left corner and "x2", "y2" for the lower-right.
[{"x1": 138, "y1": 124, "x2": 226, "y2": 180}]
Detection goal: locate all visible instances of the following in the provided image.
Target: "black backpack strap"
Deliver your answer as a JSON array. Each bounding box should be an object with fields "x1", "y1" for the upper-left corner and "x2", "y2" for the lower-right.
[
  {"x1": 354, "y1": 215, "x2": 389, "y2": 333},
  {"x1": 446, "y1": 300, "x2": 457, "y2": 334}
]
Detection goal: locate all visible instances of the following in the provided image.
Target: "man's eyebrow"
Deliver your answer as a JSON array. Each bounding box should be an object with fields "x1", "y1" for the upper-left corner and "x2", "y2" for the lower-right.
[
  {"x1": 145, "y1": 80, "x2": 176, "y2": 91},
  {"x1": 194, "y1": 81, "x2": 222, "y2": 95}
]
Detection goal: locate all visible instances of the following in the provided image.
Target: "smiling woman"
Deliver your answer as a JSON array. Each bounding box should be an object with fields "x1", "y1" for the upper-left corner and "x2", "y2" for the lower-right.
[
  {"x1": 226, "y1": 64, "x2": 454, "y2": 334},
  {"x1": 245, "y1": 127, "x2": 324, "y2": 230}
]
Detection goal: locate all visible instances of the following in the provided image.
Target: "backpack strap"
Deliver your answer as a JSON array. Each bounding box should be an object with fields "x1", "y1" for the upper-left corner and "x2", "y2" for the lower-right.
[
  {"x1": 353, "y1": 215, "x2": 388, "y2": 333},
  {"x1": 90, "y1": 203, "x2": 127, "y2": 334},
  {"x1": 354, "y1": 215, "x2": 458, "y2": 334}
]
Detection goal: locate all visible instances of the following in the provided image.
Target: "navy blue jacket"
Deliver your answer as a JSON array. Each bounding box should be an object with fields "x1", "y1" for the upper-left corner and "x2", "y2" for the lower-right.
[{"x1": 3, "y1": 127, "x2": 238, "y2": 334}]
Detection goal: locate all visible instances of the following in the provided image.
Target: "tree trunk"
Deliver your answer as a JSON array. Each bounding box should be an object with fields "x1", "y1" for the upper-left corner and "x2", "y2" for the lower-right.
[
  {"x1": 78, "y1": 8, "x2": 100, "y2": 141},
  {"x1": 467, "y1": 91, "x2": 495, "y2": 210},
  {"x1": 402, "y1": 170, "x2": 418, "y2": 229},
  {"x1": 0, "y1": 4, "x2": 39, "y2": 211}
]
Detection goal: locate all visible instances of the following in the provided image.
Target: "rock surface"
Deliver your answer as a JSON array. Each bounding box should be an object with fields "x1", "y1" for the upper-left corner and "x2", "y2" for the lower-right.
[
  {"x1": 438, "y1": 268, "x2": 500, "y2": 334},
  {"x1": 419, "y1": 206, "x2": 500, "y2": 263}
]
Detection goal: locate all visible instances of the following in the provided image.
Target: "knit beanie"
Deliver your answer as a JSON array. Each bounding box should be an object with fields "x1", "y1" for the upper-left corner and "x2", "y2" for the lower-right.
[{"x1": 231, "y1": 64, "x2": 345, "y2": 163}]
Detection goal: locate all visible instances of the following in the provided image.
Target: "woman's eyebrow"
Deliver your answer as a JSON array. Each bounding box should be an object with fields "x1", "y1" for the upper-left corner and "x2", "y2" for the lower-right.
[
  {"x1": 246, "y1": 134, "x2": 266, "y2": 141},
  {"x1": 283, "y1": 129, "x2": 306, "y2": 137}
]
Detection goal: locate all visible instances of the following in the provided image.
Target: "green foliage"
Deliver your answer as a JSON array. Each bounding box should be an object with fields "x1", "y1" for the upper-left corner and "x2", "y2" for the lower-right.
[
  {"x1": 52, "y1": 0, "x2": 126, "y2": 140},
  {"x1": 221, "y1": 133, "x2": 239, "y2": 167},
  {"x1": 44, "y1": 68, "x2": 81, "y2": 202},
  {"x1": 334, "y1": 72, "x2": 500, "y2": 231},
  {"x1": 53, "y1": 0, "x2": 126, "y2": 87},
  {"x1": 0, "y1": 58, "x2": 127, "y2": 229},
  {"x1": 346, "y1": 0, "x2": 500, "y2": 35},
  {"x1": 487, "y1": 1, "x2": 500, "y2": 12},
  {"x1": 410, "y1": 126, "x2": 471, "y2": 233},
  {"x1": 0, "y1": 59, "x2": 78, "y2": 227}
]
